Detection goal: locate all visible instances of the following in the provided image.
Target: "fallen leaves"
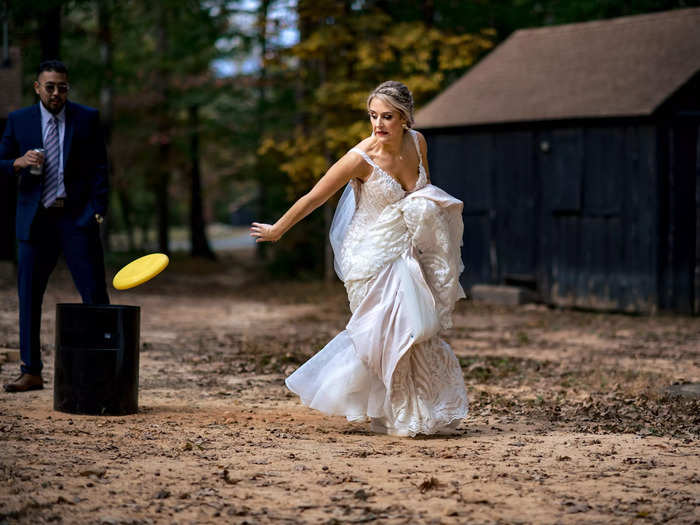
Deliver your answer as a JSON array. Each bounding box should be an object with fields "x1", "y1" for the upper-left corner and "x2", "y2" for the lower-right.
[
  {"x1": 353, "y1": 488, "x2": 371, "y2": 501},
  {"x1": 562, "y1": 501, "x2": 591, "y2": 514},
  {"x1": 154, "y1": 489, "x2": 170, "y2": 499},
  {"x1": 1, "y1": 274, "x2": 699, "y2": 524},
  {"x1": 78, "y1": 467, "x2": 106, "y2": 478},
  {"x1": 222, "y1": 469, "x2": 241, "y2": 485},
  {"x1": 417, "y1": 477, "x2": 442, "y2": 493}
]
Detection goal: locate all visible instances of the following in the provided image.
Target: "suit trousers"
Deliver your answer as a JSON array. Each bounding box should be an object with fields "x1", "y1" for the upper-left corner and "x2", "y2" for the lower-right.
[{"x1": 17, "y1": 205, "x2": 109, "y2": 374}]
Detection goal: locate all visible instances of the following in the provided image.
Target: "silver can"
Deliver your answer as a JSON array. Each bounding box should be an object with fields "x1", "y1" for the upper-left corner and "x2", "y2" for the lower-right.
[{"x1": 29, "y1": 148, "x2": 45, "y2": 175}]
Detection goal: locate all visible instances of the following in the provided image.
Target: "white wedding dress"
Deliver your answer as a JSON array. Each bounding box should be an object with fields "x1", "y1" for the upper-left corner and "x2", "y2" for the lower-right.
[{"x1": 286, "y1": 130, "x2": 468, "y2": 436}]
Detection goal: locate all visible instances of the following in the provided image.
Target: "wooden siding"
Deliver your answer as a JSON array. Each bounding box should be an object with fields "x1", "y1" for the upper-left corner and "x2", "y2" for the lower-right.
[
  {"x1": 658, "y1": 121, "x2": 698, "y2": 313},
  {"x1": 429, "y1": 133, "x2": 492, "y2": 288},
  {"x1": 426, "y1": 122, "x2": 665, "y2": 313}
]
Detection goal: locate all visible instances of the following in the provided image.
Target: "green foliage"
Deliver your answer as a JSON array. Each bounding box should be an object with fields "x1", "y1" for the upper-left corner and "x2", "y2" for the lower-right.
[
  {"x1": 263, "y1": 8, "x2": 494, "y2": 192},
  {"x1": 6, "y1": 0, "x2": 698, "y2": 271},
  {"x1": 8, "y1": 0, "x2": 249, "y2": 245}
]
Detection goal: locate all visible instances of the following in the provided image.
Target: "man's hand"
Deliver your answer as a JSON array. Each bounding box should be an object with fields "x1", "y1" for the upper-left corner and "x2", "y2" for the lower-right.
[{"x1": 13, "y1": 150, "x2": 44, "y2": 172}]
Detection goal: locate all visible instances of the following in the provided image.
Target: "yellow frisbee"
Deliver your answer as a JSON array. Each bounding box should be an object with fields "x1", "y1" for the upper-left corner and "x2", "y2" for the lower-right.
[{"x1": 113, "y1": 253, "x2": 169, "y2": 290}]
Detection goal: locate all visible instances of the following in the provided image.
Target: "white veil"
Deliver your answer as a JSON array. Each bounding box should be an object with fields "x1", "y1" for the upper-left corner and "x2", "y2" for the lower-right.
[{"x1": 329, "y1": 182, "x2": 357, "y2": 281}]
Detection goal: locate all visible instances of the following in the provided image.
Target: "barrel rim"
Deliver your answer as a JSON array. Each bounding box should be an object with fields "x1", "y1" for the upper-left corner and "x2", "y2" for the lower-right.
[{"x1": 55, "y1": 303, "x2": 140, "y2": 311}]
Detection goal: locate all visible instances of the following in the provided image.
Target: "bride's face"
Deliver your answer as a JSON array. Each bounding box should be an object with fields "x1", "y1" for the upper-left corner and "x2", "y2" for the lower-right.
[{"x1": 368, "y1": 98, "x2": 404, "y2": 141}]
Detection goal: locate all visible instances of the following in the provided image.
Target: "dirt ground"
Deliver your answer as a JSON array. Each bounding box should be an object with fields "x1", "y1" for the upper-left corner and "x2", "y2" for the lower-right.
[{"x1": 1, "y1": 252, "x2": 699, "y2": 524}]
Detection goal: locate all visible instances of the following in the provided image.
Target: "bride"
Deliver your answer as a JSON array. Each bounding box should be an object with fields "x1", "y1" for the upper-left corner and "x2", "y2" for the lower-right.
[{"x1": 250, "y1": 81, "x2": 468, "y2": 436}]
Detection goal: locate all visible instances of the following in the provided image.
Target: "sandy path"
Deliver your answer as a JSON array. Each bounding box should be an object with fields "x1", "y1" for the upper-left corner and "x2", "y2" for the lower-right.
[{"x1": 1, "y1": 257, "x2": 698, "y2": 524}]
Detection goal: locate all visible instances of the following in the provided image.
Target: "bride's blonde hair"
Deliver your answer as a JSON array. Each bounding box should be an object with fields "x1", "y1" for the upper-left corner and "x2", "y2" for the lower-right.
[{"x1": 367, "y1": 81, "x2": 415, "y2": 128}]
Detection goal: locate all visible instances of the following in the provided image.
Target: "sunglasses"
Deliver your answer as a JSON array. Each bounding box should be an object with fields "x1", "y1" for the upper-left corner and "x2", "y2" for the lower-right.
[{"x1": 38, "y1": 82, "x2": 70, "y2": 94}]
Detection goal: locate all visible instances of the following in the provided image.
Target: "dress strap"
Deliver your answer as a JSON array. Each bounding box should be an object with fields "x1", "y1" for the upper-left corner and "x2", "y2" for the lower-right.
[
  {"x1": 350, "y1": 147, "x2": 379, "y2": 169},
  {"x1": 408, "y1": 129, "x2": 423, "y2": 167}
]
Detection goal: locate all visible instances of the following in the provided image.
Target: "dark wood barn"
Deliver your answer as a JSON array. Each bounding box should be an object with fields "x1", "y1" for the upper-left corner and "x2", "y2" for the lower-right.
[
  {"x1": 415, "y1": 8, "x2": 700, "y2": 314},
  {"x1": 0, "y1": 47, "x2": 22, "y2": 263}
]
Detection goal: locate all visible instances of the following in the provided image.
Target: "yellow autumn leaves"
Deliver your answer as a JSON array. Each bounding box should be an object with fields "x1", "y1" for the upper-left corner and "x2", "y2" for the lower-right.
[{"x1": 261, "y1": 18, "x2": 494, "y2": 192}]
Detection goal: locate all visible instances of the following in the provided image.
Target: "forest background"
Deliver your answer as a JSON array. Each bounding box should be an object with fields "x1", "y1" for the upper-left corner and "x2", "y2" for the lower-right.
[{"x1": 3, "y1": 0, "x2": 698, "y2": 279}]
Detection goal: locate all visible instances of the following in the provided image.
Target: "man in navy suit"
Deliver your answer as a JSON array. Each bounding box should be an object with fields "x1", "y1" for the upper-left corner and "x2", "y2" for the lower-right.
[{"x1": 0, "y1": 60, "x2": 109, "y2": 392}]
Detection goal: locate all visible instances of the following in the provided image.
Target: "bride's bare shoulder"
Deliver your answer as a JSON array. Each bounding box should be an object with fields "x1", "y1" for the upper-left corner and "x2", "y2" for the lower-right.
[
  {"x1": 352, "y1": 136, "x2": 377, "y2": 154},
  {"x1": 342, "y1": 137, "x2": 376, "y2": 181}
]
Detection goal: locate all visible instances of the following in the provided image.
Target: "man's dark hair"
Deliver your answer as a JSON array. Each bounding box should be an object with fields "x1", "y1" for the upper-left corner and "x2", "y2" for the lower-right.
[{"x1": 37, "y1": 60, "x2": 68, "y2": 77}]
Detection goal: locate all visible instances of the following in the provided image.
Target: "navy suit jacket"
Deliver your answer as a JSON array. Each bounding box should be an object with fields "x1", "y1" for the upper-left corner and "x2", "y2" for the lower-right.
[{"x1": 0, "y1": 101, "x2": 109, "y2": 241}]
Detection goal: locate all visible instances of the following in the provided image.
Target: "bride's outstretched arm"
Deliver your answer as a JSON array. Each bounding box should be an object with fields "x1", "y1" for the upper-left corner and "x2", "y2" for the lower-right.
[{"x1": 250, "y1": 152, "x2": 368, "y2": 243}]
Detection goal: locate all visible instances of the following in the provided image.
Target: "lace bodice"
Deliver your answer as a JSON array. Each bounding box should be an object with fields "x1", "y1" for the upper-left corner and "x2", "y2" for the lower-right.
[
  {"x1": 350, "y1": 129, "x2": 428, "y2": 212},
  {"x1": 341, "y1": 130, "x2": 428, "y2": 280}
]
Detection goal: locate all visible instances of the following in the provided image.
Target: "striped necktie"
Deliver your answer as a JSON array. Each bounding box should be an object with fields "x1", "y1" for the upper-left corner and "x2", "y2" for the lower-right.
[{"x1": 41, "y1": 117, "x2": 60, "y2": 208}]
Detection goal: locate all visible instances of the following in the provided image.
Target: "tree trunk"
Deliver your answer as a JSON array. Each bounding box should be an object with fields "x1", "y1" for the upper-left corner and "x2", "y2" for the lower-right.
[
  {"x1": 156, "y1": 3, "x2": 170, "y2": 255},
  {"x1": 2, "y1": 3, "x2": 10, "y2": 66},
  {"x1": 188, "y1": 105, "x2": 215, "y2": 259},
  {"x1": 320, "y1": 2, "x2": 355, "y2": 284},
  {"x1": 97, "y1": 0, "x2": 114, "y2": 251},
  {"x1": 156, "y1": 145, "x2": 170, "y2": 255},
  {"x1": 118, "y1": 189, "x2": 135, "y2": 252},
  {"x1": 295, "y1": 0, "x2": 314, "y2": 132},
  {"x1": 0, "y1": 4, "x2": 16, "y2": 261},
  {"x1": 38, "y1": 4, "x2": 61, "y2": 60},
  {"x1": 319, "y1": 57, "x2": 335, "y2": 284},
  {"x1": 423, "y1": 0, "x2": 434, "y2": 27},
  {"x1": 255, "y1": 0, "x2": 271, "y2": 261}
]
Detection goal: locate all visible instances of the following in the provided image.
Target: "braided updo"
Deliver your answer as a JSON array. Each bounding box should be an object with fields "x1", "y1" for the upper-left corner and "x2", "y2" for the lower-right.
[{"x1": 366, "y1": 81, "x2": 415, "y2": 129}]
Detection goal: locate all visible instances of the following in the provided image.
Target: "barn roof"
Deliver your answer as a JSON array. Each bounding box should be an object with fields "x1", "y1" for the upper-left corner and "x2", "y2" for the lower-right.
[{"x1": 415, "y1": 8, "x2": 700, "y2": 129}]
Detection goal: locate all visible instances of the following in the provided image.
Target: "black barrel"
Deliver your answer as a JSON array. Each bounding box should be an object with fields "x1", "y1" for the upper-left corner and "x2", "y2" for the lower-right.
[{"x1": 53, "y1": 304, "x2": 140, "y2": 415}]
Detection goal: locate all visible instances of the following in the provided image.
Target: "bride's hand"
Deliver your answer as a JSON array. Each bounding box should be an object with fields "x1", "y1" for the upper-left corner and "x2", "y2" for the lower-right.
[{"x1": 250, "y1": 222, "x2": 281, "y2": 243}]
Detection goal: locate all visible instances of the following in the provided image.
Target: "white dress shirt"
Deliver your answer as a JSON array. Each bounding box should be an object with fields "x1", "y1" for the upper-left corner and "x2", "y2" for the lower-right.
[{"x1": 39, "y1": 102, "x2": 67, "y2": 199}]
